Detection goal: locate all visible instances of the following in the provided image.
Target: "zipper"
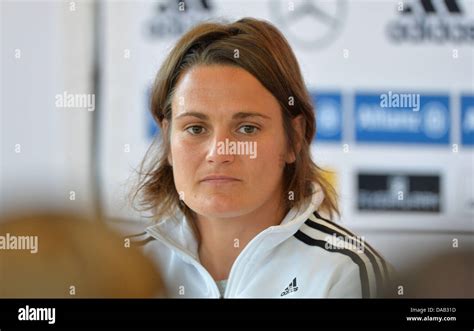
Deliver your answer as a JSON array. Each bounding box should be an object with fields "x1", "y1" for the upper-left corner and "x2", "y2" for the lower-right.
[
  {"x1": 148, "y1": 223, "x2": 287, "y2": 298},
  {"x1": 223, "y1": 227, "x2": 274, "y2": 298},
  {"x1": 146, "y1": 228, "x2": 221, "y2": 298},
  {"x1": 222, "y1": 214, "x2": 312, "y2": 297}
]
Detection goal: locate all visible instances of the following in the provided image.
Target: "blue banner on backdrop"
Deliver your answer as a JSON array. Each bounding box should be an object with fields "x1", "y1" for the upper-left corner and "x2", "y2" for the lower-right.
[
  {"x1": 461, "y1": 95, "x2": 474, "y2": 146},
  {"x1": 311, "y1": 92, "x2": 342, "y2": 142},
  {"x1": 355, "y1": 92, "x2": 450, "y2": 144}
]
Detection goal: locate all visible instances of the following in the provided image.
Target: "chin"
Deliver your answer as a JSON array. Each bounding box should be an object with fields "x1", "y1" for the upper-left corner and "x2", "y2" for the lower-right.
[{"x1": 193, "y1": 201, "x2": 250, "y2": 219}]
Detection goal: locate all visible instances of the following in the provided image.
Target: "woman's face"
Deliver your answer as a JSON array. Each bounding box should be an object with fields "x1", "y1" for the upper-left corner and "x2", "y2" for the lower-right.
[{"x1": 166, "y1": 65, "x2": 297, "y2": 219}]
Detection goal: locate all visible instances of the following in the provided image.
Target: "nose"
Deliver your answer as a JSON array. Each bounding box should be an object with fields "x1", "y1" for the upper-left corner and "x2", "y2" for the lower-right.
[{"x1": 206, "y1": 128, "x2": 235, "y2": 164}]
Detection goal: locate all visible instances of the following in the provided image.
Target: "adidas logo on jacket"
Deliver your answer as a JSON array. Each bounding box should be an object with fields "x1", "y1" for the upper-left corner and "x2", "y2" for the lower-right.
[{"x1": 280, "y1": 278, "x2": 298, "y2": 297}]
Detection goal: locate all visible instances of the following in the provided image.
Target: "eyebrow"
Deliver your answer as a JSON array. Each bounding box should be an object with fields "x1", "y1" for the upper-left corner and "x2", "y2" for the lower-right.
[{"x1": 175, "y1": 111, "x2": 272, "y2": 121}]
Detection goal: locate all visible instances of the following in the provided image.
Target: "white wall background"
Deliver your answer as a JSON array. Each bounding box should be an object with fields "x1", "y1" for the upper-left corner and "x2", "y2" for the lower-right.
[{"x1": 1, "y1": 0, "x2": 95, "y2": 216}]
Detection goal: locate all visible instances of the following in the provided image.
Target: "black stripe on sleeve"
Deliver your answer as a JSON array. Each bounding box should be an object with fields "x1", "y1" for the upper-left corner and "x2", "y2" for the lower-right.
[
  {"x1": 294, "y1": 230, "x2": 370, "y2": 298},
  {"x1": 303, "y1": 219, "x2": 384, "y2": 297},
  {"x1": 313, "y1": 211, "x2": 390, "y2": 283}
]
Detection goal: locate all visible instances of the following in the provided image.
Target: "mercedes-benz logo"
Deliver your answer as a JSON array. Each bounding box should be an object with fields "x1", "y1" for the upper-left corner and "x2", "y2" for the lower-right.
[{"x1": 270, "y1": 0, "x2": 347, "y2": 50}]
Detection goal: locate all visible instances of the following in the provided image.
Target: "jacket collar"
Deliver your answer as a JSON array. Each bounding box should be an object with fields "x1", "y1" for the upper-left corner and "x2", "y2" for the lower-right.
[{"x1": 146, "y1": 182, "x2": 325, "y2": 261}]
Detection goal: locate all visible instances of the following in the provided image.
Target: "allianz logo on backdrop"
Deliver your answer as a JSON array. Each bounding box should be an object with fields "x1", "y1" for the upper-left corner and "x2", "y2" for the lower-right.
[{"x1": 355, "y1": 92, "x2": 450, "y2": 144}]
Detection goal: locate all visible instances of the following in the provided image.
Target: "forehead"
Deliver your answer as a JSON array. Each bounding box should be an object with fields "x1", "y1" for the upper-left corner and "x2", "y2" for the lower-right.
[{"x1": 172, "y1": 65, "x2": 281, "y2": 116}]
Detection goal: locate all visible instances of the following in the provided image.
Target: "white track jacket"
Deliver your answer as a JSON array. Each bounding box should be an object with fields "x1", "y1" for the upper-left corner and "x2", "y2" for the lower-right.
[{"x1": 133, "y1": 183, "x2": 393, "y2": 298}]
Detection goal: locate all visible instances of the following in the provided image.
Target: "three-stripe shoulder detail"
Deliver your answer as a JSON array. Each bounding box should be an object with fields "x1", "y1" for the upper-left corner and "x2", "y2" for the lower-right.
[{"x1": 293, "y1": 211, "x2": 390, "y2": 298}]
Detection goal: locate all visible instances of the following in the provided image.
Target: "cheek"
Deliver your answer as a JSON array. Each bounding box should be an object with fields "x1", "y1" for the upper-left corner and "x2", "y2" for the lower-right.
[
  {"x1": 170, "y1": 137, "x2": 201, "y2": 188},
  {"x1": 248, "y1": 136, "x2": 287, "y2": 179},
  {"x1": 267, "y1": 131, "x2": 288, "y2": 166}
]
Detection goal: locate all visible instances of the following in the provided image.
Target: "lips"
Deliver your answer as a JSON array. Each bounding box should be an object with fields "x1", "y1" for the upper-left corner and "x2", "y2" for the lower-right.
[{"x1": 201, "y1": 175, "x2": 240, "y2": 182}]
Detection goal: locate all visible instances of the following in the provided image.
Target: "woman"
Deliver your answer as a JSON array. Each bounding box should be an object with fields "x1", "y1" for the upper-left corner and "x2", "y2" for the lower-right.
[{"x1": 130, "y1": 18, "x2": 393, "y2": 298}]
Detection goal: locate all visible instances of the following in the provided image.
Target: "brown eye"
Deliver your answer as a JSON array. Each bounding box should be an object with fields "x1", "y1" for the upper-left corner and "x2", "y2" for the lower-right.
[
  {"x1": 186, "y1": 125, "x2": 206, "y2": 135},
  {"x1": 238, "y1": 125, "x2": 259, "y2": 134}
]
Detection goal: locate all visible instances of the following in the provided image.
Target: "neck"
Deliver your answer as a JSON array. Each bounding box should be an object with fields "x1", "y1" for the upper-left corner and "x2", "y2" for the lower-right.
[{"x1": 194, "y1": 187, "x2": 288, "y2": 281}]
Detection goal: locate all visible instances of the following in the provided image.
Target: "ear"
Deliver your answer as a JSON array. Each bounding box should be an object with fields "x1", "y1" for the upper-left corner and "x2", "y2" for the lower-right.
[
  {"x1": 285, "y1": 115, "x2": 305, "y2": 164},
  {"x1": 161, "y1": 119, "x2": 173, "y2": 166}
]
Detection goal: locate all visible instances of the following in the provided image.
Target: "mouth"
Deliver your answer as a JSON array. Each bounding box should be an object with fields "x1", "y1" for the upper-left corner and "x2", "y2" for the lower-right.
[{"x1": 200, "y1": 175, "x2": 241, "y2": 184}]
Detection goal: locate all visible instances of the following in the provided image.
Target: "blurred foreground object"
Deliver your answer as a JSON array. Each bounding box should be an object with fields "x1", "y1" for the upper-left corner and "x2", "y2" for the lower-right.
[{"x1": 0, "y1": 212, "x2": 164, "y2": 298}]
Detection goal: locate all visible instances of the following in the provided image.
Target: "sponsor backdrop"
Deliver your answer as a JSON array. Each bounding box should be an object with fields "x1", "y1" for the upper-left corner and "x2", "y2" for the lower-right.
[
  {"x1": 97, "y1": 0, "x2": 473, "y2": 269},
  {"x1": 99, "y1": 0, "x2": 473, "y2": 220}
]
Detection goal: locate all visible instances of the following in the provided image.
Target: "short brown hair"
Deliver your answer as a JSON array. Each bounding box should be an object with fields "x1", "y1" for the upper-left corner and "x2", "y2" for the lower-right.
[{"x1": 131, "y1": 17, "x2": 339, "y2": 225}]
